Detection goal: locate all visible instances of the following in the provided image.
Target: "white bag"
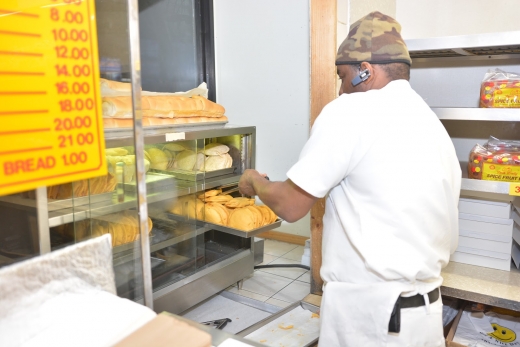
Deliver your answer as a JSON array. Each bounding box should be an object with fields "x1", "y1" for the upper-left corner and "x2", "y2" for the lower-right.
[{"x1": 453, "y1": 309, "x2": 520, "y2": 346}]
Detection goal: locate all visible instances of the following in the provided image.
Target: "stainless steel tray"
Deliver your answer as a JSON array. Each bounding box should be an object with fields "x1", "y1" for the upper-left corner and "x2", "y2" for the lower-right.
[
  {"x1": 44, "y1": 192, "x2": 114, "y2": 211},
  {"x1": 166, "y1": 212, "x2": 283, "y2": 238},
  {"x1": 122, "y1": 172, "x2": 178, "y2": 193},
  {"x1": 104, "y1": 120, "x2": 228, "y2": 133},
  {"x1": 149, "y1": 167, "x2": 236, "y2": 181}
]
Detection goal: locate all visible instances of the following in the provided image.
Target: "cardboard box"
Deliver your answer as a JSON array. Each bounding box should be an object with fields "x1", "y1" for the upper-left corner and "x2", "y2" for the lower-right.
[
  {"x1": 114, "y1": 314, "x2": 212, "y2": 347},
  {"x1": 459, "y1": 213, "x2": 513, "y2": 237},
  {"x1": 451, "y1": 250, "x2": 511, "y2": 271},
  {"x1": 459, "y1": 197, "x2": 512, "y2": 219},
  {"x1": 458, "y1": 235, "x2": 512, "y2": 254},
  {"x1": 445, "y1": 308, "x2": 466, "y2": 347}
]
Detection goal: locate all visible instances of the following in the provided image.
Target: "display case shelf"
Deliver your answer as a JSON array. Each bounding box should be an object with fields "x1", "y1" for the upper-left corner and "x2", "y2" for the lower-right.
[
  {"x1": 104, "y1": 124, "x2": 255, "y2": 148},
  {"x1": 460, "y1": 178, "x2": 513, "y2": 198},
  {"x1": 433, "y1": 108, "x2": 520, "y2": 121}
]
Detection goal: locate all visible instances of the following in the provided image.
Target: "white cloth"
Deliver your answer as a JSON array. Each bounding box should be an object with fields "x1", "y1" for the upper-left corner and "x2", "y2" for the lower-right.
[
  {"x1": 0, "y1": 235, "x2": 156, "y2": 347},
  {"x1": 287, "y1": 80, "x2": 461, "y2": 346}
]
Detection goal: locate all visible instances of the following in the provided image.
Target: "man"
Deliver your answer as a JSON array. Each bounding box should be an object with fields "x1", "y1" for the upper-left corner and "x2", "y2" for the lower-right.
[{"x1": 239, "y1": 11, "x2": 461, "y2": 347}]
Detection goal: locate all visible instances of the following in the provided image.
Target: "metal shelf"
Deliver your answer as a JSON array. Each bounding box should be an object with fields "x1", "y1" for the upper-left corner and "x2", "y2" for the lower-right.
[
  {"x1": 433, "y1": 108, "x2": 520, "y2": 121},
  {"x1": 460, "y1": 178, "x2": 514, "y2": 201},
  {"x1": 105, "y1": 123, "x2": 255, "y2": 148},
  {"x1": 167, "y1": 212, "x2": 283, "y2": 239},
  {"x1": 406, "y1": 31, "x2": 520, "y2": 61}
]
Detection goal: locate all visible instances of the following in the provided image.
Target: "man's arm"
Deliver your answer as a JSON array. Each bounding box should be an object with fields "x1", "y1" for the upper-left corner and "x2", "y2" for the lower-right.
[{"x1": 238, "y1": 169, "x2": 318, "y2": 223}]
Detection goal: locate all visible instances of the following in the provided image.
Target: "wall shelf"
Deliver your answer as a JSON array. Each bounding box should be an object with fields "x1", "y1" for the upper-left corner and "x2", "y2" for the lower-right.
[{"x1": 433, "y1": 108, "x2": 520, "y2": 121}]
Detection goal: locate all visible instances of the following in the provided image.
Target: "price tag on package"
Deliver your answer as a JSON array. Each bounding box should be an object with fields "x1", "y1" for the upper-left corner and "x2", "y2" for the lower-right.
[
  {"x1": 510, "y1": 183, "x2": 520, "y2": 196},
  {"x1": 0, "y1": 0, "x2": 106, "y2": 195}
]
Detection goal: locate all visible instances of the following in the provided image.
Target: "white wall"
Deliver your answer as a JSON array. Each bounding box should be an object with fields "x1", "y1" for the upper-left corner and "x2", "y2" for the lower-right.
[
  {"x1": 213, "y1": 0, "x2": 311, "y2": 237},
  {"x1": 396, "y1": 0, "x2": 520, "y2": 39}
]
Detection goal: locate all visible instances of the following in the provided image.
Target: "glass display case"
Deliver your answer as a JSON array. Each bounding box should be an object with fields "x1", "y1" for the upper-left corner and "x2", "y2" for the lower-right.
[{"x1": 0, "y1": 0, "x2": 281, "y2": 314}]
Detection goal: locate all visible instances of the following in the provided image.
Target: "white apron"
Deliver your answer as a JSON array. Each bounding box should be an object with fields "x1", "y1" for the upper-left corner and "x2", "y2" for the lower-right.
[{"x1": 318, "y1": 281, "x2": 413, "y2": 347}]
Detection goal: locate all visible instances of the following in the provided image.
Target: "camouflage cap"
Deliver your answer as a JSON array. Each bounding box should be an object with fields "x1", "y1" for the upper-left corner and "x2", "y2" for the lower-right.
[{"x1": 336, "y1": 11, "x2": 411, "y2": 66}]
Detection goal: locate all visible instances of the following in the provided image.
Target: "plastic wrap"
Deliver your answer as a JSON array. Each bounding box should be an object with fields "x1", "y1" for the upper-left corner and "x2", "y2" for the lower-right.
[
  {"x1": 468, "y1": 136, "x2": 520, "y2": 182},
  {"x1": 480, "y1": 69, "x2": 520, "y2": 108}
]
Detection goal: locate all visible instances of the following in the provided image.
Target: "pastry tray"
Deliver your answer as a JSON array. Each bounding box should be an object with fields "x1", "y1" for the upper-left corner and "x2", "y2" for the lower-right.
[
  {"x1": 166, "y1": 212, "x2": 283, "y2": 238},
  {"x1": 149, "y1": 167, "x2": 236, "y2": 181},
  {"x1": 46, "y1": 191, "x2": 114, "y2": 211}
]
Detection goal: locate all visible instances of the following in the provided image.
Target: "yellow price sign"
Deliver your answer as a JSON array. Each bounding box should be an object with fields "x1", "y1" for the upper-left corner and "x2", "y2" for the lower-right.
[
  {"x1": 0, "y1": 0, "x2": 106, "y2": 196},
  {"x1": 510, "y1": 183, "x2": 520, "y2": 197}
]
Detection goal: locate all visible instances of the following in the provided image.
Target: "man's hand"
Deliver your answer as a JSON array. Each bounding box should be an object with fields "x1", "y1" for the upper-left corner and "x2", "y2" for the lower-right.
[
  {"x1": 238, "y1": 169, "x2": 263, "y2": 196},
  {"x1": 237, "y1": 170, "x2": 318, "y2": 223}
]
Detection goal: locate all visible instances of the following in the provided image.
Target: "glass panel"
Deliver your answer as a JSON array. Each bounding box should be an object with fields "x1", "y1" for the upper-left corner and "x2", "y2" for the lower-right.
[
  {"x1": 0, "y1": 189, "x2": 41, "y2": 268},
  {"x1": 138, "y1": 0, "x2": 202, "y2": 93}
]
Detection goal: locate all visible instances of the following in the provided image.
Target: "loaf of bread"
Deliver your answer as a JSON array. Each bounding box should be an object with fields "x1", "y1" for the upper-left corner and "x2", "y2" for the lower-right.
[
  {"x1": 479, "y1": 69, "x2": 520, "y2": 108},
  {"x1": 468, "y1": 137, "x2": 520, "y2": 181},
  {"x1": 100, "y1": 78, "x2": 136, "y2": 93},
  {"x1": 102, "y1": 95, "x2": 225, "y2": 118}
]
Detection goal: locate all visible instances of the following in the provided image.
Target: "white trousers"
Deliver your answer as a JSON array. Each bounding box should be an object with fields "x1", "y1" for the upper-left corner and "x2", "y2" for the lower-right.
[{"x1": 386, "y1": 297, "x2": 445, "y2": 347}]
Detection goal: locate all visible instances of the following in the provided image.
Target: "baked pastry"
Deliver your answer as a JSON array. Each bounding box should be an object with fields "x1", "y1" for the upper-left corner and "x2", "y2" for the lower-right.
[
  {"x1": 193, "y1": 152, "x2": 205, "y2": 171},
  {"x1": 204, "y1": 195, "x2": 233, "y2": 203},
  {"x1": 203, "y1": 143, "x2": 229, "y2": 155},
  {"x1": 225, "y1": 197, "x2": 255, "y2": 208},
  {"x1": 100, "y1": 78, "x2": 135, "y2": 93},
  {"x1": 105, "y1": 147, "x2": 129, "y2": 156},
  {"x1": 228, "y1": 207, "x2": 257, "y2": 231},
  {"x1": 163, "y1": 143, "x2": 187, "y2": 152},
  {"x1": 147, "y1": 148, "x2": 169, "y2": 171},
  {"x1": 174, "y1": 150, "x2": 197, "y2": 171},
  {"x1": 204, "y1": 153, "x2": 232, "y2": 171},
  {"x1": 197, "y1": 189, "x2": 221, "y2": 200},
  {"x1": 204, "y1": 202, "x2": 229, "y2": 225}
]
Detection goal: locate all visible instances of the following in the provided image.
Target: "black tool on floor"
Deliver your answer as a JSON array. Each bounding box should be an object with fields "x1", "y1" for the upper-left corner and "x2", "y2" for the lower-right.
[{"x1": 201, "y1": 318, "x2": 232, "y2": 330}]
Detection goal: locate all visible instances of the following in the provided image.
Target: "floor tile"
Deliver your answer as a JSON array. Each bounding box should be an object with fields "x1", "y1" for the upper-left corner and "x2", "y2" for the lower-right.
[
  {"x1": 281, "y1": 245, "x2": 305, "y2": 262},
  {"x1": 258, "y1": 253, "x2": 278, "y2": 265},
  {"x1": 272, "y1": 280, "x2": 310, "y2": 303},
  {"x1": 258, "y1": 257, "x2": 308, "y2": 280},
  {"x1": 263, "y1": 240, "x2": 299, "y2": 257},
  {"x1": 241, "y1": 271, "x2": 294, "y2": 297},
  {"x1": 265, "y1": 298, "x2": 293, "y2": 308},
  {"x1": 296, "y1": 271, "x2": 310, "y2": 283},
  {"x1": 226, "y1": 286, "x2": 270, "y2": 302}
]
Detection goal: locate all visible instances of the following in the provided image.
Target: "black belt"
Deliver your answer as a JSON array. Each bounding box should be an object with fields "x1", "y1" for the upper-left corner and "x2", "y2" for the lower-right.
[
  {"x1": 388, "y1": 288, "x2": 440, "y2": 333},
  {"x1": 401, "y1": 288, "x2": 440, "y2": 309}
]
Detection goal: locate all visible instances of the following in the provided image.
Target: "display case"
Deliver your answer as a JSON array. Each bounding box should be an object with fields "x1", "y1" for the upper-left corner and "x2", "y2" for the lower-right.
[{"x1": 0, "y1": 0, "x2": 281, "y2": 315}]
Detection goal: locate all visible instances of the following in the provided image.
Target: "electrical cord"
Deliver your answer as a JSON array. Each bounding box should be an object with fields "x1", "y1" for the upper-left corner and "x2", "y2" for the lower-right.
[{"x1": 254, "y1": 264, "x2": 310, "y2": 271}]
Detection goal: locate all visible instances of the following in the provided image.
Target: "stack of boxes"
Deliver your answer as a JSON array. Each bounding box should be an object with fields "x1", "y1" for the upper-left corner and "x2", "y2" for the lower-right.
[{"x1": 452, "y1": 197, "x2": 517, "y2": 271}]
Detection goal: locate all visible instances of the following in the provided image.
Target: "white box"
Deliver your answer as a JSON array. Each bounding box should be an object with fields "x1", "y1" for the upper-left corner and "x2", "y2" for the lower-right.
[
  {"x1": 459, "y1": 213, "x2": 513, "y2": 238},
  {"x1": 513, "y1": 222, "x2": 520, "y2": 246},
  {"x1": 458, "y1": 235, "x2": 512, "y2": 254},
  {"x1": 451, "y1": 251, "x2": 511, "y2": 271},
  {"x1": 459, "y1": 228, "x2": 511, "y2": 243},
  {"x1": 512, "y1": 240, "x2": 520, "y2": 269},
  {"x1": 459, "y1": 197, "x2": 512, "y2": 219},
  {"x1": 513, "y1": 208, "x2": 520, "y2": 227}
]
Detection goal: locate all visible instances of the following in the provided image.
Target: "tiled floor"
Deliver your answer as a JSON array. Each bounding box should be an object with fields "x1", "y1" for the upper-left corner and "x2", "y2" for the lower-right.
[{"x1": 225, "y1": 239, "x2": 310, "y2": 308}]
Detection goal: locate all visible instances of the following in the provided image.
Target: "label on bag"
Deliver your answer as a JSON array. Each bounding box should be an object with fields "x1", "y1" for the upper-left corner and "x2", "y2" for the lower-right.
[{"x1": 482, "y1": 163, "x2": 520, "y2": 182}]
